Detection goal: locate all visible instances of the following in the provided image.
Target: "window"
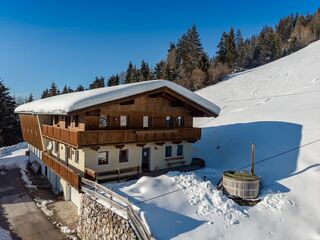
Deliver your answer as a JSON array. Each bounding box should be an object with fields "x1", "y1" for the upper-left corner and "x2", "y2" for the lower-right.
[
  {"x1": 53, "y1": 142, "x2": 59, "y2": 154},
  {"x1": 165, "y1": 116, "x2": 173, "y2": 128},
  {"x1": 120, "y1": 115, "x2": 128, "y2": 127},
  {"x1": 66, "y1": 146, "x2": 71, "y2": 160},
  {"x1": 99, "y1": 115, "x2": 109, "y2": 128},
  {"x1": 75, "y1": 150, "x2": 79, "y2": 164},
  {"x1": 165, "y1": 146, "x2": 172, "y2": 158},
  {"x1": 119, "y1": 149, "x2": 129, "y2": 163},
  {"x1": 143, "y1": 116, "x2": 149, "y2": 128},
  {"x1": 98, "y1": 151, "x2": 109, "y2": 165},
  {"x1": 177, "y1": 116, "x2": 184, "y2": 127},
  {"x1": 177, "y1": 145, "x2": 183, "y2": 156}
]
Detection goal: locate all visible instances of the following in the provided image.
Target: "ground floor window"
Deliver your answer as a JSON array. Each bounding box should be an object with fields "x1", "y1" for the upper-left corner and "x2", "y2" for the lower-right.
[
  {"x1": 98, "y1": 151, "x2": 109, "y2": 165},
  {"x1": 75, "y1": 150, "x2": 79, "y2": 164},
  {"x1": 177, "y1": 145, "x2": 183, "y2": 156},
  {"x1": 165, "y1": 146, "x2": 172, "y2": 157},
  {"x1": 119, "y1": 149, "x2": 129, "y2": 163}
]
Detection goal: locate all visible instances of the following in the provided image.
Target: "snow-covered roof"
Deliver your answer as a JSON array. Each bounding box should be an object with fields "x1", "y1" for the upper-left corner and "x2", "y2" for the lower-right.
[{"x1": 15, "y1": 80, "x2": 220, "y2": 116}]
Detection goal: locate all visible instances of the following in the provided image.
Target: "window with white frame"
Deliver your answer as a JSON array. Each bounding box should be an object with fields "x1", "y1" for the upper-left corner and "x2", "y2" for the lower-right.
[
  {"x1": 177, "y1": 145, "x2": 183, "y2": 156},
  {"x1": 75, "y1": 150, "x2": 79, "y2": 164},
  {"x1": 143, "y1": 116, "x2": 149, "y2": 128},
  {"x1": 98, "y1": 151, "x2": 109, "y2": 165},
  {"x1": 120, "y1": 115, "x2": 128, "y2": 127},
  {"x1": 165, "y1": 146, "x2": 172, "y2": 158}
]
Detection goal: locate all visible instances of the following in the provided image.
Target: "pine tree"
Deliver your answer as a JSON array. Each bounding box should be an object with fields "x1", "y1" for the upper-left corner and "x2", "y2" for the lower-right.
[
  {"x1": 140, "y1": 60, "x2": 153, "y2": 81},
  {"x1": 107, "y1": 74, "x2": 120, "y2": 86},
  {"x1": 164, "y1": 43, "x2": 179, "y2": 81},
  {"x1": 48, "y1": 82, "x2": 60, "y2": 97},
  {"x1": 154, "y1": 60, "x2": 166, "y2": 79},
  {"x1": 61, "y1": 85, "x2": 73, "y2": 94},
  {"x1": 75, "y1": 85, "x2": 85, "y2": 92},
  {"x1": 0, "y1": 81, "x2": 21, "y2": 147},
  {"x1": 41, "y1": 88, "x2": 49, "y2": 99},
  {"x1": 26, "y1": 93, "x2": 34, "y2": 103},
  {"x1": 89, "y1": 77, "x2": 105, "y2": 89},
  {"x1": 226, "y1": 28, "x2": 236, "y2": 68},
  {"x1": 176, "y1": 25, "x2": 206, "y2": 90},
  {"x1": 125, "y1": 62, "x2": 135, "y2": 84},
  {"x1": 216, "y1": 32, "x2": 229, "y2": 64}
]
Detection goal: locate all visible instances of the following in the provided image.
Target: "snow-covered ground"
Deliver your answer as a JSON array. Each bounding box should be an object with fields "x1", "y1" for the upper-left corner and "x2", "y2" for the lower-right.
[{"x1": 106, "y1": 41, "x2": 320, "y2": 239}]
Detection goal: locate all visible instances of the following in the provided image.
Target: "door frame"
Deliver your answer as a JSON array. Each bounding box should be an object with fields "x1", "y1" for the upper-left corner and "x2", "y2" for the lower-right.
[{"x1": 141, "y1": 147, "x2": 150, "y2": 172}]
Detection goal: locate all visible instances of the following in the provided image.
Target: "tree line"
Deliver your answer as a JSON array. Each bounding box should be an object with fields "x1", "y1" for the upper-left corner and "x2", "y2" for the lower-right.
[{"x1": 36, "y1": 8, "x2": 320, "y2": 98}]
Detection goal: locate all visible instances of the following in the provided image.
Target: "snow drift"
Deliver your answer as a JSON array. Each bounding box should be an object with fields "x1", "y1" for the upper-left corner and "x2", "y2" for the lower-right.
[{"x1": 108, "y1": 40, "x2": 320, "y2": 239}]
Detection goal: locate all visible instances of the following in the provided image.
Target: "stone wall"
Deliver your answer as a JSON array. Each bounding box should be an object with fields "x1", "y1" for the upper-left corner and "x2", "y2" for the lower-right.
[{"x1": 77, "y1": 194, "x2": 137, "y2": 240}]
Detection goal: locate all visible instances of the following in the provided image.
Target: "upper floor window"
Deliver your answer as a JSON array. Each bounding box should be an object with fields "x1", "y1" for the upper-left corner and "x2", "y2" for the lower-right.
[
  {"x1": 165, "y1": 116, "x2": 173, "y2": 128},
  {"x1": 177, "y1": 116, "x2": 184, "y2": 127},
  {"x1": 165, "y1": 146, "x2": 172, "y2": 158},
  {"x1": 53, "y1": 142, "x2": 59, "y2": 155},
  {"x1": 98, "y1": 151, "x2": 109, "y2": 165},
  {"x1": 143, "y1": 116, "x2": 150, "y2": 128},
  {"x1": 120, "y1": 115, "x2": 129, "y2": 127},
  {"x1": 119, "y1": 149, "x2": 129, "y2": 163},
  {"x1": 99, "y1": 115, "x2": 109, "y2": 128},
  {"x1": 177, "y1": 145, "x2": 183, "y2": 156}
]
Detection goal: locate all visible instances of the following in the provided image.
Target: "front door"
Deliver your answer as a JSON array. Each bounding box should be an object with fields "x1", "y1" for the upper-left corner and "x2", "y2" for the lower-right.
[{"x1": 141, "y1": 148, "x2": 150, "y2": 172}]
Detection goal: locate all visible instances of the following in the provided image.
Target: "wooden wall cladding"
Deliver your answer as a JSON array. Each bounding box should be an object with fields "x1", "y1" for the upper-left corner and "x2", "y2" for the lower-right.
[{"x1": 19, "y1": 114, "x2": 44, "y2": 150}]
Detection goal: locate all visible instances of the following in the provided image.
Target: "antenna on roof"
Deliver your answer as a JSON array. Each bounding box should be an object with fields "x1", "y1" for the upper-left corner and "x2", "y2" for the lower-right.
[{"x1": 251, "y1": 143, "x2": 255, "y2": 176}]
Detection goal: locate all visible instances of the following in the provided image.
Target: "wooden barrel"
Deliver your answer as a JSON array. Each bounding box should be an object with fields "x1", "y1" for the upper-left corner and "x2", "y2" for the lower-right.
[{"x1": 222, "y1": 171, "x2": 260, "y2": 199}]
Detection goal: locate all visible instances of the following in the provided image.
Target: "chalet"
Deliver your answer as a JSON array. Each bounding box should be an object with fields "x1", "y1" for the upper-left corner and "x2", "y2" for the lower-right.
[{"x1": 15, "y1": 80, "x2": 220, "y2": 208}]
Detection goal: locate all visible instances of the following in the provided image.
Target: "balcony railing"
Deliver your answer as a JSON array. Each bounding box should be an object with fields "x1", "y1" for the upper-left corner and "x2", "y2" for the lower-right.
[
  {"x1": 41, "y1": 125, "x2": 201, "y2": 147},
  {"x1": 42, "y1": 152, "x2": 81, "y2": 190}
]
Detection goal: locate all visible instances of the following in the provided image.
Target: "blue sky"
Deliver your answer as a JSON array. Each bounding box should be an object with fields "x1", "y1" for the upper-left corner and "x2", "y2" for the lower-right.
[{"x1": 0, "y1": 0, "x2": 319, "y2": 98}]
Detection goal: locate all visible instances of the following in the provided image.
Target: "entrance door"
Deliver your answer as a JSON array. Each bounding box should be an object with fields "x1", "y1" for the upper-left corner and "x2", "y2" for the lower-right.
[{"x1": 141, "y1": 148, "x2": 150, "y2": 172}]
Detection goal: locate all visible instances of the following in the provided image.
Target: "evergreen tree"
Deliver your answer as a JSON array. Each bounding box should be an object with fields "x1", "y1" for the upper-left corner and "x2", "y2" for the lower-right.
[
  {"x1": 26, "y1": 93, "x2": 34, "y2": 103},
  {"x1": 176, "y1": 25, "x2": 206, "y2": 90},
  {"x1": 0, "y1": 81, "x2": 21, "y2": 147},
  {"x1": 139, "y1": 60, "x2": 153, "y2": 81},
  {"x1": 107, "y1": 74, "x2": 120, "y2": 86},
  {"x1": 216, "y1": 32, "x2": 229, "y2": 64},
  {"x1": 125, "y1": 62, "x2": 135, "y2": 84},
  {"x1": 41, "y1": 88, "x2": 50, "y2": 99},
  {"x1": 48, "y1": 82, "x2": 60, "y2": 97},
  {"x1": 164, "y1": 43, "x2": 179, "y2": 81},
  {"x1": 226, "y1": 28, "x2": 236, "y2": 67},
  {"x1": 89, "y1": 77, "x2": 105, "y2": 89},
  {"x1": 154, "y1": 60, "x2": 166, "y2": 79},
  {"x1": 61, "y1": 85, "x2": 74, "y2": 94},
  {"x1": 75, "y1": 84, "x2": 85, "y2": 92}
]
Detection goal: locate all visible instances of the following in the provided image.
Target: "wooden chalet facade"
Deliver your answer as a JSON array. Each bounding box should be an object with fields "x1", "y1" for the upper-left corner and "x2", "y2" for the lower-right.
[{"x1": 15, "y1": 80, "x2": 220, "y2": 206}]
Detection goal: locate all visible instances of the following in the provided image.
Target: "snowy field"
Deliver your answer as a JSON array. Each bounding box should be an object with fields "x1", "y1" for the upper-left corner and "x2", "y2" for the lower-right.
[{"x1": 107, "y1": 41, "x2": 320, "y2": 240}]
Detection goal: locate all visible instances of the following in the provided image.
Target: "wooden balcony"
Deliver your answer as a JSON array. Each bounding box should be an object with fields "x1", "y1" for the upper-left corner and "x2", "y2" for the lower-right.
[
  {"x1": 41, "y1": 124, "x2": 201, "y2": 147},
  {"x1": 42, "y1": 152, "x2": 81, "y2": 190}
]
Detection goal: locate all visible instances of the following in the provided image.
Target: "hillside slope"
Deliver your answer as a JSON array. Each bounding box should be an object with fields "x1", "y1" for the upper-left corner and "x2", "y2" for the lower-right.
[{"x1": 105, "y1": 41, "x2": 320, "y2": 240}]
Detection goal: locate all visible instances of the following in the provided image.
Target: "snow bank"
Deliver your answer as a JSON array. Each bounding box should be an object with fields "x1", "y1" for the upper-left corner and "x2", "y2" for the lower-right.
[
  {"x1": 107, "y1": 41, "x2": 320, "y2": 239},
  {"x1": 0, "y1": 226, "x2": 12, "y2": 240},
  {"x1": 14, "y1": 80, "x2": 220, "y2": 116}
]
